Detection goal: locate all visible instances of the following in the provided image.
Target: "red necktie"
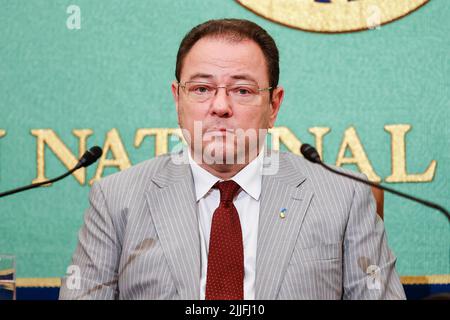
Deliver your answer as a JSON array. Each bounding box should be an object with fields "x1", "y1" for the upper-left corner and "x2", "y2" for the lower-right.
[{"x1": 205, "y1": 180, "x2": 244, "y2": 300}]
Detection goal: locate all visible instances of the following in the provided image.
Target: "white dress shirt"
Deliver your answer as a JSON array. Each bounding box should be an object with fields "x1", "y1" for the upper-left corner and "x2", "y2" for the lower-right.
[{"x1": 187, "y1": 149, "x2": 264, "y2": 300}]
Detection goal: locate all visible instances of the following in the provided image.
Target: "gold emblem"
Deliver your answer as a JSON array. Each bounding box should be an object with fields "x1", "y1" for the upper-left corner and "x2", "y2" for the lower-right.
[{"x1": 236, "y1": 0, "x2": 429, "y2": 33}]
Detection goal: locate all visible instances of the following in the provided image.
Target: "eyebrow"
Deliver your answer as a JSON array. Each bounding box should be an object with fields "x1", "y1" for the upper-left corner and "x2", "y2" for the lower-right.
[
  {"x1": 187, "y1": 73, "x2": 214, "y2": 81},
  {"x1": 186, "y1": 73, "x2": 258, "y2": 84},
  {"x1": 230, "y1": 74, "x2": 258, "y2": 84}
]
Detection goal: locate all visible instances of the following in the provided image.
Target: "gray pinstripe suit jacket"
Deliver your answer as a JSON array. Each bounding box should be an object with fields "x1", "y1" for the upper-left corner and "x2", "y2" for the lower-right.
[{"x1": 59, "y1": 150, "x2": 406, "y2": 300}]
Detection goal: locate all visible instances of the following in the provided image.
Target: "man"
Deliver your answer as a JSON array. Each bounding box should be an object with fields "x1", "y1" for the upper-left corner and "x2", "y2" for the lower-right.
[{"x1": 59, "y1": 19, "x2": 405, "y2": 300}]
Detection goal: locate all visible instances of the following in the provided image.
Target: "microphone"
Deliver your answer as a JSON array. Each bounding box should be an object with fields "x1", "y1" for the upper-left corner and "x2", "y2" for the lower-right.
[
  {"x1": 300, "y1": 144, "x2": 449, "y2": 221},
  {"x1": 75, "y1": 146, "x2": 102, "y2": 168},
  {"x1": 0, "y1": 146, "x2": 103, "y2": 198}
]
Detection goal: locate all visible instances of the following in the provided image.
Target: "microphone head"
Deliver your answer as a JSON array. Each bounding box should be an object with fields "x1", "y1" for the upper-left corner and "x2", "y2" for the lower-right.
[
  {"x1": 78, "y1": 146, "x2": 103, "y2": 168},
  {"x1": 300, "y1": 144, "x2": 322, "y2": 163}
]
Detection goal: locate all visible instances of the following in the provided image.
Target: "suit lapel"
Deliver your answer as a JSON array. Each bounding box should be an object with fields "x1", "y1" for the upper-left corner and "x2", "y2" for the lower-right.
[
  {"x1": 255, "y1": 155, "x2": 313, "y2": 299},
  {"x1": 145, "y1": 156, "x2": 200, "y2": 299},
  {"x1": 143, "y1": 151, "x2": 313, "y2": 300}
]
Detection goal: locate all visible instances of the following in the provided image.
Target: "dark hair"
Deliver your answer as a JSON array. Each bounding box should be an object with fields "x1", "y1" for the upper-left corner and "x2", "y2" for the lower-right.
[{"x1": 175, "y1": 19, "x2": 279, "y2": 91}]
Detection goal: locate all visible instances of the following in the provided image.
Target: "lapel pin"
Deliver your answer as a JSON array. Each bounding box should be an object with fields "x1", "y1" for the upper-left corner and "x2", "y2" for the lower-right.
[{"x1": 279, "y1": 208, "x2": 287, "y2": 219}]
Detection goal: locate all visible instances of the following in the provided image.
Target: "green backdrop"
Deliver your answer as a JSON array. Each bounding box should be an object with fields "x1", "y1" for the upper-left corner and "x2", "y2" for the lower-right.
[{"x1": 0, "y1": 0, "x2": 448, "y2": 279}]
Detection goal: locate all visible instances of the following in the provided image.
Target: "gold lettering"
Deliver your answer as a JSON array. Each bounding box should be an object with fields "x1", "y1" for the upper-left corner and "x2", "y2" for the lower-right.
[
  {"x1": 31, "y1": 129, "x2": 92, "y2": 185},
  {"x1": 72, "y1": 129, "x2": 94, "y2": 159},
  {"x1": 24, "y1": 126, "x2": 438, "y2": 187},
  {"x1": 308, "y1": 127, "x2": 331, "y2": 160},
  {"x1": 269, "y1": 126, "x2": 302, "y2": 154},
  {"x1": 335, "y1": 126, "x2": 381, "y2": 182},
  {"x1": 90, "y1": 128, "x2": 131, "y2": 185},
  {"x1": 384, "y1": 124, "x2": 436, "y2": 183}
]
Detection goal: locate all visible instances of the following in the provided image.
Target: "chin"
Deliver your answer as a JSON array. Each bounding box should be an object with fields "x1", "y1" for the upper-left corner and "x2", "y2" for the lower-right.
[{"x1": 202, "y1": 141, "x2": 240, "y2": 165}]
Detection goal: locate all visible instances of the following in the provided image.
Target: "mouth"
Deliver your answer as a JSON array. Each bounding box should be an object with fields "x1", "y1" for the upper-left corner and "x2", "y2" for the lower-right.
[
  {"x1": 207, "y1": 127, "x2": 235, "y2": 133},
  {"x1": 205, "y1": 127, "x2": 235, "y2": 136}
]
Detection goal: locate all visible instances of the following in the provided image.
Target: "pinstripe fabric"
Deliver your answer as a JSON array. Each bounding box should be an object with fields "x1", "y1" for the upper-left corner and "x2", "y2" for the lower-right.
[{"x1": 59, "y1": 150, "x2": 405, "y2": 300}]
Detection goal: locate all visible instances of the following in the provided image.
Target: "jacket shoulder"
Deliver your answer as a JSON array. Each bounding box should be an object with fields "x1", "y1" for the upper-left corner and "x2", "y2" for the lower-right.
[
  {"x1": 93, "y1": 153, "x2": 174, "y2": 194},
  {"x1": 279, "y1": 151, "x2": 368, "y2": 189}
]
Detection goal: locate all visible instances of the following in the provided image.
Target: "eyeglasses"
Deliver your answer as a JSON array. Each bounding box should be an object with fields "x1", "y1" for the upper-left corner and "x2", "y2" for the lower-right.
[{"x1": 178, "y1": 81, "x2": 272, "y2": 106}]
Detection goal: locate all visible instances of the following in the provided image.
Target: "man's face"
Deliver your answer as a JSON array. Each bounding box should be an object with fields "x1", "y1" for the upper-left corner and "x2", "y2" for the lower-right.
[{"x1": 171, "y1": 37, "x2": 284, "y2": 165}]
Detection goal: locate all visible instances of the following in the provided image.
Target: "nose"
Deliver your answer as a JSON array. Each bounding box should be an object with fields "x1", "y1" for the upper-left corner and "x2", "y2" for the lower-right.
[{"x1": 209, "y1": 87, "x2": 233, "y2": 118}]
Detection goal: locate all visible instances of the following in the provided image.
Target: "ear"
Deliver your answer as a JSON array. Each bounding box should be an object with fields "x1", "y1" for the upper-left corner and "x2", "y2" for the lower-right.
[
  {"x1": 171, "y1": 80, "x2": 180, "y2": 114},
  {"x1": 268, "y1": 86, "x2": 284, "y2": 128}
]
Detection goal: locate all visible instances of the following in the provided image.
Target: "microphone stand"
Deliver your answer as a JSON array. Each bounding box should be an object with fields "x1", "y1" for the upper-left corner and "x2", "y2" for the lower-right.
[
  {"x1": 300, "y1": 144, "x2": 450, "y2": 221},
  {"x1": 317, "y1": 161, "x2": 450, "y2": 221},
  {"x1": 0, "y1": 146, "x2": 102, "y2": 199},
  {"x1": 0, "y1": 165, "x2": 81, "y2": 198}
]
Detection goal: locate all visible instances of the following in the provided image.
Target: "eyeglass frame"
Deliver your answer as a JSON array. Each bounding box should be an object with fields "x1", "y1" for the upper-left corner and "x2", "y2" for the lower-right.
[{"x1": 176, "y1": 81, "x2": 273, "y2": 104}]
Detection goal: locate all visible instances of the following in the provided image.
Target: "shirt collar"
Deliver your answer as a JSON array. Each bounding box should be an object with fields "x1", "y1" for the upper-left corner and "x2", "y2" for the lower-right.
[{"x1": 187, "y1": 147, "x2": 264, "y2": 202}]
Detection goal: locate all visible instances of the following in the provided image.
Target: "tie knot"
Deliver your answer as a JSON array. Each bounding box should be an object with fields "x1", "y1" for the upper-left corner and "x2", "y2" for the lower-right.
[{"x1": 214, "y1": 180, "x2": 241, "y2": 204}]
